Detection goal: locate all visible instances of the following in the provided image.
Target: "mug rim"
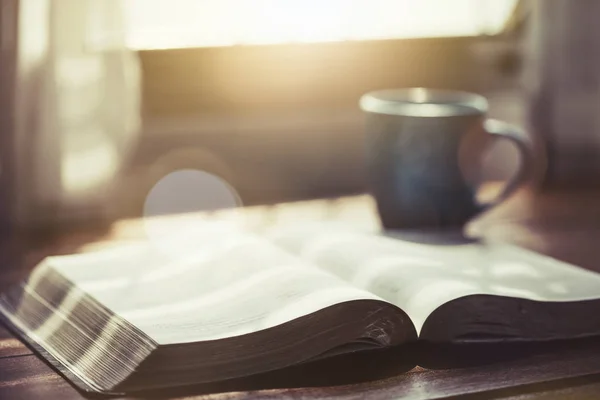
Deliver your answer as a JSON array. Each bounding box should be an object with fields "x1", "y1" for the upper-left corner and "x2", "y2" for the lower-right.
[{"x1": 360, "y1": 88, "x2": 489, "y2": 118}]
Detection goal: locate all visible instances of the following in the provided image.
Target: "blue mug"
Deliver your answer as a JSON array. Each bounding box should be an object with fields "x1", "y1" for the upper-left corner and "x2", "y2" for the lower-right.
[{"x1": 361, "y1": 88, "x2": 533, "y2": 230}]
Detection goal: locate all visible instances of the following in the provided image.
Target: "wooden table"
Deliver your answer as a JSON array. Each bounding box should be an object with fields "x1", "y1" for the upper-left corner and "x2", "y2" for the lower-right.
[{"x1": 4, "y1": 188, "x2": 600, "y2": 399}]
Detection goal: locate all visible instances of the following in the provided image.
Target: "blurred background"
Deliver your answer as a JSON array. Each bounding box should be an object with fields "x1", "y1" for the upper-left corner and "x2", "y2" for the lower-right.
[{"x1": 1, "y1": 0, "x2": 528, "y2": 232}]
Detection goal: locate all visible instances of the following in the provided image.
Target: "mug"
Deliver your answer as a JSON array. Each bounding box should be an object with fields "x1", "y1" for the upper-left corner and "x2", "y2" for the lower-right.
[{"x1": 360, "y1": 88, "x2": 533, "y2": 230}]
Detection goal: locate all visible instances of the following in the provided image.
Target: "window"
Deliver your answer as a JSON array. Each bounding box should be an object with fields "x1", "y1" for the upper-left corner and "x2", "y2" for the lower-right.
[{"x1": 125, "y1": 0, "x2": 518, "y2": 50}]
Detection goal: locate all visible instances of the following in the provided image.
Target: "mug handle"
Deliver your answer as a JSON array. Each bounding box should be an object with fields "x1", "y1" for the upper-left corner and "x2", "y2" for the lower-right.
[{"x1": 479, "y1": 118, "x2": 534, "y2": 210}]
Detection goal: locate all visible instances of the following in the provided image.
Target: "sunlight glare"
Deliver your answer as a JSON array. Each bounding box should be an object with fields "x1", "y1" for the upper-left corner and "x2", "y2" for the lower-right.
[{"x1": 125, "y1": 0, "x2": 518, "y2": 50}]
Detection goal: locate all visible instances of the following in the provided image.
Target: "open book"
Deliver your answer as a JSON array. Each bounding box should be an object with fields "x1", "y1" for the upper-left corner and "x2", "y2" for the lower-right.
[{"x1": 2, "y1": 222, "x2": 600, "y2": 394}]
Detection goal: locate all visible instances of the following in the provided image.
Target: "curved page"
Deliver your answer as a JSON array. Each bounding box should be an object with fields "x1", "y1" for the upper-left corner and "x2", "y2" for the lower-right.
[{"x1": 268, "y1": 223, "x2": 600, "y2": 336}]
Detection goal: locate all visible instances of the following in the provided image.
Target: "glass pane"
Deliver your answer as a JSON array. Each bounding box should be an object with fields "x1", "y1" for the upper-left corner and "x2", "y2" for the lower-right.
[{"x1": 124, "y1": 0, "x2": 518, "y2": 50}]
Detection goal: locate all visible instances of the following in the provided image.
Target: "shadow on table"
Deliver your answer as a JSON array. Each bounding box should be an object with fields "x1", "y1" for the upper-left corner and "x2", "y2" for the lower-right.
[
  {"x1": 384, "y1": 229, "x2": 480, "y2": 245},
  {"x1": 130, "y1": 337, "x2": 600, "y2": 399},
  {"x1": 131, "y1": 345, "x2": 416, "y2": 399}
]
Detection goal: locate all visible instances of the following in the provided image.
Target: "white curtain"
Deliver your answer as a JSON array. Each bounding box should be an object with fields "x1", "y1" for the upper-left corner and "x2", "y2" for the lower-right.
[{"x1": 14, "y1": 0, "x2": 140, "y2": 226}]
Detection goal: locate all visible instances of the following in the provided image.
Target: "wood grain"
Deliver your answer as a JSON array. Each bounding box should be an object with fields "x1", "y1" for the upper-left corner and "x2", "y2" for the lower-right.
[
  {"x1": 0, "y1": 355, "x2": 78, "y2": 399},
  {"x1": 491, "y1": 380, "x2": 600, "y2": 400},
  {"x1": 0, "y1": 325, "x2": 31, "y2": 358},
  {"x1": 4, "y1": 340, "x2": 600, "y2": 399}
]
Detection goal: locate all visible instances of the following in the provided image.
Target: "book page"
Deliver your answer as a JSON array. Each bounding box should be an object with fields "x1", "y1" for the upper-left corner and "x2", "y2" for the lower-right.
[
  {"x1": 267, "y1": 223, "x2": 600, "y2": 333},
  {"x1": 47, "y1": 222, "x2": 383, "y2": 345}
]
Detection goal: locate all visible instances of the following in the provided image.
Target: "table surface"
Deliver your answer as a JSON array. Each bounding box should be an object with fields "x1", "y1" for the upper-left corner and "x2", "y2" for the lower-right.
[{"x1": 5, "y1": 188, "x2": 600, "y2": 399}]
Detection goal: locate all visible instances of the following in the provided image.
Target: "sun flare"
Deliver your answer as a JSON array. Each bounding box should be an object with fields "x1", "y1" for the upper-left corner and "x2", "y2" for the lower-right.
[{"x1": 125, "y1": 0, "x2": 517, "y2": 50}]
